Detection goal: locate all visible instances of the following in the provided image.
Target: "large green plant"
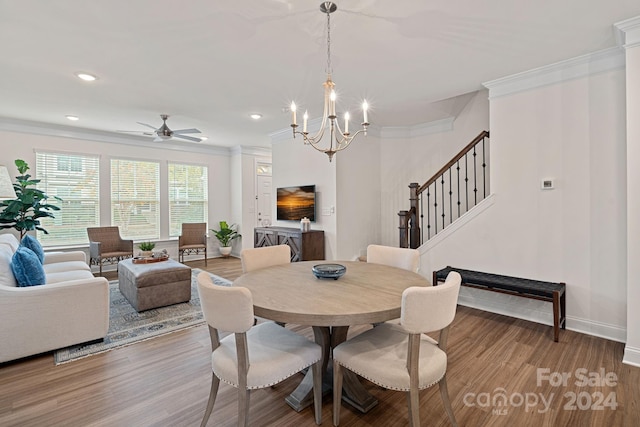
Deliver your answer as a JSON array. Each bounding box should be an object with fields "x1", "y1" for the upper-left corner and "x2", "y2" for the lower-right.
[
  {"x1": 0, "y1": 159, "x2": 61, "y2": 240},
  {"x1": 210, "y1": 221, "x2": 241, "y2": 247}
]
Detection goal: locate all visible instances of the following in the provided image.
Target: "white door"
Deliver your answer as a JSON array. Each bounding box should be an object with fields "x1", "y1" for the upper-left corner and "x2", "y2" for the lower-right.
[{"x1": 256, "y1": 174, "x2": 272, "y2": 227}]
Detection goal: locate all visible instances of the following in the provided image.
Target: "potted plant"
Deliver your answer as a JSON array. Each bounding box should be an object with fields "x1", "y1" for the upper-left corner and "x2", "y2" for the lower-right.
[
  {"x1": 138, "y1": 241, "x2": 155, "y2": 257},
  {"x1": 210, "y1": 221, "x2": 241, "y2": 257},
  {"x1": 0, "y1": 159, "x2": 61, "y2": 240}
]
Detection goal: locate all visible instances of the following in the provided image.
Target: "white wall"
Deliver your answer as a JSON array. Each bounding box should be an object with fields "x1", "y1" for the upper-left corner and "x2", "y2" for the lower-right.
[
  {"x1": 271, "y1": 133, "x2": 338, "y2": 259},
  {"x1": 421, "y1": 58, "x2": 628, "y2": 342},
  {"x1": 379, "y1": 90, "x2": 490, "y2": 246},
  {"x1": 335, "y1": 132, "x2": 381, "y2": 260}
]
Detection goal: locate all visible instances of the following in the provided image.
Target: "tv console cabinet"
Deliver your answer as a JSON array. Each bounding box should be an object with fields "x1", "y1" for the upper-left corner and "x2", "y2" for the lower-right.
[{"x1": 254, "y1": 227, "x2": 325, "y2": 262}]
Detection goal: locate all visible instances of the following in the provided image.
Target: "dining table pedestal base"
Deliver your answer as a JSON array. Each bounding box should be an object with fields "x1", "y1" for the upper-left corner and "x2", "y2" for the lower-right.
[{"x1": 285, "y1": 326, "x2": 378, "y2": 414}]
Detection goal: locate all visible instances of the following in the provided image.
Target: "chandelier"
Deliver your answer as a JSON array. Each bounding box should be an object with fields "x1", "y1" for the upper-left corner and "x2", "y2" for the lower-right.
[{"x1": 290, "y1": 2, "x2": 369, "y2": 162}]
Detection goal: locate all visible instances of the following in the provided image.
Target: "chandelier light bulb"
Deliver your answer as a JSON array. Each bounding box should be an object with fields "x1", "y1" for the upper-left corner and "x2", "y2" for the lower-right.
[
  {"x1": 329, "y1": 90, "x2": 337, "y2": 117},
  {"x1": 362, "y1": 100, "x2": 369, "y2": 124},
  {"x1": 290, "y1": 102, "x2": 297, "y2": 125}
]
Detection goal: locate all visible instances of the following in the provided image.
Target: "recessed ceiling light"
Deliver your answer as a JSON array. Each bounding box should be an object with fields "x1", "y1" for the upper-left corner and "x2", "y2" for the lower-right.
[
  {"x1": 250, "y1": 113, "x2": 262, "y2": 120},
  {"x1": 75, "y1": 72, "x2": 97, "y2": 81},
  {"x1": 65, "y1": 115, "x2": 79, "y2": 121},
  {"x1": 199, "y1": 136, "x2": 208, "y2": 141}
]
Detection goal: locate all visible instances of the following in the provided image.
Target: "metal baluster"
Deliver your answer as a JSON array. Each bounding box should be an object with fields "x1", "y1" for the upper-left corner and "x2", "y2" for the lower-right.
[
  {"x1": 465, "y1": 153, "x2": 469, "y2": 211},
  {"x1": 426, "y1": 188, "x2": 431, "y2": 239},
  {"x1": 473, "y1": 146, "x2": 478, "y2": 205},
  {"x1": 482, "y1": 136, "x2": 487, "y2": 198},
  {"x1": 456, "y1": 160, "x2": 461, "y2": 218},
  {"x1": 441, "y1": 174, "x2": 445, "y2": 230},
  {"x1": 448, "y1": 168, "x2": 453, "y2": 225},
  {"x1": 433, "y1": 182, "x2": 438, "y2": 235},
  {"x1": 419, "y1": 193, "x2": 424, "y2": 245}
]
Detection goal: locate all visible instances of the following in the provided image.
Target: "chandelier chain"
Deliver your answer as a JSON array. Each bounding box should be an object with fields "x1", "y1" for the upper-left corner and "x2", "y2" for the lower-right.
[{"x1": 326, "y1": 9, "x2": 332, "y2": 75}]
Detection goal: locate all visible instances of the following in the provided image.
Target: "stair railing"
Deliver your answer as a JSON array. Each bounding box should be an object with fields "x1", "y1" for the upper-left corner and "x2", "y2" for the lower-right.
[{"x1": 399, "y1": 130, "x2": 490, "y2": 248}]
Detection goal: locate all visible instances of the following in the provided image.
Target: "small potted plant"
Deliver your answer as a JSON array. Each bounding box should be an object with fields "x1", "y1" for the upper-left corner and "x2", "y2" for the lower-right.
[
  {"x1": 138, "y1": 241, "x2": 155, "y2": 257},
  {"x1": 210, "y1": 221, "x2": 241, "y2": 257}
]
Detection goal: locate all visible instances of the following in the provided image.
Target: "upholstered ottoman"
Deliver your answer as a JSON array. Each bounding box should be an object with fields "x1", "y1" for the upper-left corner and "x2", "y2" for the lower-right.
[{"x1": 118, "y1": 258, "x2": 192, "y2": 312}]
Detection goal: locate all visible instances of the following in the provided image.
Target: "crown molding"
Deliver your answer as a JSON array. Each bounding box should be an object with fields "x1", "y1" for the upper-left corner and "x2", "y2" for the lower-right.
[
  {"x1": 615, "y1": 15, "x2": 640, "y2": 48},
  {"x1": 483, "y1": 46, "x2": 625, "y2": 99},
  {"x1": 229, "y1": 145, "x2": 272, "y2": 157},
  {"x1": 0, "y1": 116, "x2": 232, "y2": 156},
  {"x1": 379, "y1": 117, "x2": 454, "y2": 139}
]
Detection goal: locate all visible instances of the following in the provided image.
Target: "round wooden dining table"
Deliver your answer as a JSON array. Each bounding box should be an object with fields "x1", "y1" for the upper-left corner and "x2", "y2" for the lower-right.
[{"x1": 233, "y1": 260, "x2": 431, "y2": 413}]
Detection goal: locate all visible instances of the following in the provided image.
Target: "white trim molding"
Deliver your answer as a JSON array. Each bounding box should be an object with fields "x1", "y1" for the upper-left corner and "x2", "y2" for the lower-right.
[
  {"x1": 483, "y1": 46, "x2": 625, "y2": 99},
  {"x1": 615, "y1": 15, "x2": 640, "y2": 48},
  {"x1": 379, "y1": 117, "x2": 455, "y2": 139},
  {"x1": 623, "y1": 345, "x2": 640, "y2": 367},
  {"x1": 0, "y1": 116, "x2": 231, "y2": 156},
  {"x1": 230, "y1": 145, "x2": 272, "y2": 157},
  {"x1": 419, "y1": 194, "x2": 496, "y2": 253},
  {"x1": 457, "y1": 290, "x2": 626, "y2": 344}
]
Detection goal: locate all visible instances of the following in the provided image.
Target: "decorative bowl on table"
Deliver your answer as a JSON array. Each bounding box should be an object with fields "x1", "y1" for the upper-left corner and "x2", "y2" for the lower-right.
[{"x1": 312, "y1": 264, "x2": 346, "y2": 280}]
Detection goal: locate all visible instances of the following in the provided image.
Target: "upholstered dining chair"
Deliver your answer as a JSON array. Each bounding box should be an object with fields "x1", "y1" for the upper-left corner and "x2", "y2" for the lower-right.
[
  {"x1": 178, "y1": 222, "x2": 207, "y2": 265},
  {"x1": 86, "y1": 226, "x2": 134, "y2": 276},
  {"x1": 332, "y1": 271, "x2": 462, "y2": 427},
  {"x1": 366, "y1": 244, "x2": 420, "y2": 273},
  {"x1": 240, "y1": 244, "x2": 290, "y2": 273},
  {"x1": 196, "y1": 272, "x2": 322, "y2": 427}
]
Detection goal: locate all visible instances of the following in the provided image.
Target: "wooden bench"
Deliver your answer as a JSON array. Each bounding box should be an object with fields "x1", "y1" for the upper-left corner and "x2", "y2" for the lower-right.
[{"x1": 433, "y1": 266, "x2": 566, "y2": 342}]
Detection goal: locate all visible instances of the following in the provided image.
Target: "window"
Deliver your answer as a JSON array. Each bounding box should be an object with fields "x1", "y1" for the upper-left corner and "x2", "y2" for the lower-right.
[
  {"x1": 111, "y1": 159, "x2": 160, "y2": 240},
  {"x1": 35, "y1": 152, "x2": 100, "y2": 246},
  {"x1": 168, "y1": 163, "x2": 208, "y2": 237}
]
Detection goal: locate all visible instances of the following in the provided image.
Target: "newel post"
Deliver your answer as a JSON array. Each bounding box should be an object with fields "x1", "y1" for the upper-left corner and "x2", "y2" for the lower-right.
[
  {"x1": 398, "y1": 210, "x2": 409, "y2": 248},
  {"x1": 409, "y1": 183, "x2": 420, "y2": 249}
]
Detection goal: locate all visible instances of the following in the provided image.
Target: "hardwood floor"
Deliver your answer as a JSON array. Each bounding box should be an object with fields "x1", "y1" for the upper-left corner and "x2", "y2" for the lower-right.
[{"x1": 1, "y1": 256, "x2": 638, "y2": 426}]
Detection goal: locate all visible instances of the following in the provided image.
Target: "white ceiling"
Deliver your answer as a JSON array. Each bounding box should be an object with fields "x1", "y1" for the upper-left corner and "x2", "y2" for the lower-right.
[{"x1": 1, "y1": 0, "x2": 639, "y2": 149}]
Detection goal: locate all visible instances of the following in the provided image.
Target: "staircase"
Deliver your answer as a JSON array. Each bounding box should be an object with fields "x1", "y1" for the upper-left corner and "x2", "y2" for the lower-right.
[{"x1": 398, "y1": 130, "x2": 490, "y2": 248}]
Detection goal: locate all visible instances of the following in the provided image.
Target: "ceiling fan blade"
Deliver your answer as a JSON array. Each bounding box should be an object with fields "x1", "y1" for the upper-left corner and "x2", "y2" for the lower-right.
[
  {"x1": 117, "y1": 130, "x2": 155, "y2": 136},
  {"x1": 137, "y1": 122, "x2": 159, "y2": 130},
  {"x1": 174, "y1": 134, "x2": 202, "y2": 143},
  {"x1": 171, "y1": 128, "x2": 200, "y2": 134}
]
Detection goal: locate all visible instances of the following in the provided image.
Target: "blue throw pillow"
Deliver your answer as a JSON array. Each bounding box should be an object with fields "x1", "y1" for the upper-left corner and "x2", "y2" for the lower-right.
[
  {"x1": 21, "y1": 234, "x2": 45, "y2": 264},
  {"x1": 11, "y1": 246, "x2": 46, "y2": 287}
]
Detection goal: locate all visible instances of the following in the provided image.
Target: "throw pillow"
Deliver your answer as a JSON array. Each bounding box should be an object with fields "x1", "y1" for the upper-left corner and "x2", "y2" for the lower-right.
[
  {"x1": 21, "y1": 234, "x2": 45, "y2": 264},
  {"x1": 11, "y1": 246, "x2": 46, "y2": 287},
  {"x1": 0, "y1": 244, "x2": 18, "y2": 287}
]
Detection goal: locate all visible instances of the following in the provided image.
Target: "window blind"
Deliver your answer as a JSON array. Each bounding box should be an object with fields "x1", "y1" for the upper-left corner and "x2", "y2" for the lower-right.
[
  {"x1": 35, "y1": 152, "x2": 100, "y2": 246},
  {"x1": 111, "y1": 159, "x2": 160, "y2": 240},
  {"x1": 168, "y1": 163, "x2": 208, "y2": 237}
]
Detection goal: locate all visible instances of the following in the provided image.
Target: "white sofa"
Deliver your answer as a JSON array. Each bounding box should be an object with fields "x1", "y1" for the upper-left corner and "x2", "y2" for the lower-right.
[{"x1": 0, "y1": 233, "x2": 109, "y2": 363}]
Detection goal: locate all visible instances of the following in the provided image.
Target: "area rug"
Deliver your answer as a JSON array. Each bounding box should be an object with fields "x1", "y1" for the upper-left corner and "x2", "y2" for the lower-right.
[{"x1": 54, "y1": 269, "x2": 232, "y2": 365}]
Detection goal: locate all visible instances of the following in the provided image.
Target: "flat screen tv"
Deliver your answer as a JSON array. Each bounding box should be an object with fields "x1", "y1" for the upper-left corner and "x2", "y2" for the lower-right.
[{"x1": 276, "y1": 185, "x2": 316, "y2": 221}]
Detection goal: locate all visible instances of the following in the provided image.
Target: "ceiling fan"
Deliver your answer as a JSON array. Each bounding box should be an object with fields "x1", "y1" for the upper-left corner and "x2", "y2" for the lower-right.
[{"x1": 119, "y1": 114, "x2": 203, "y2": 142}]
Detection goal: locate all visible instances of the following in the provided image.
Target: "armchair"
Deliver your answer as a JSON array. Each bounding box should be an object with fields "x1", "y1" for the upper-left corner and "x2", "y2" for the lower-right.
[
  {"x1": 87, "y1": 226, "x2": 134, "y2": 275},
  {"x1": 178, "y1": 223, "x2": 207, "y2": 265}
]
